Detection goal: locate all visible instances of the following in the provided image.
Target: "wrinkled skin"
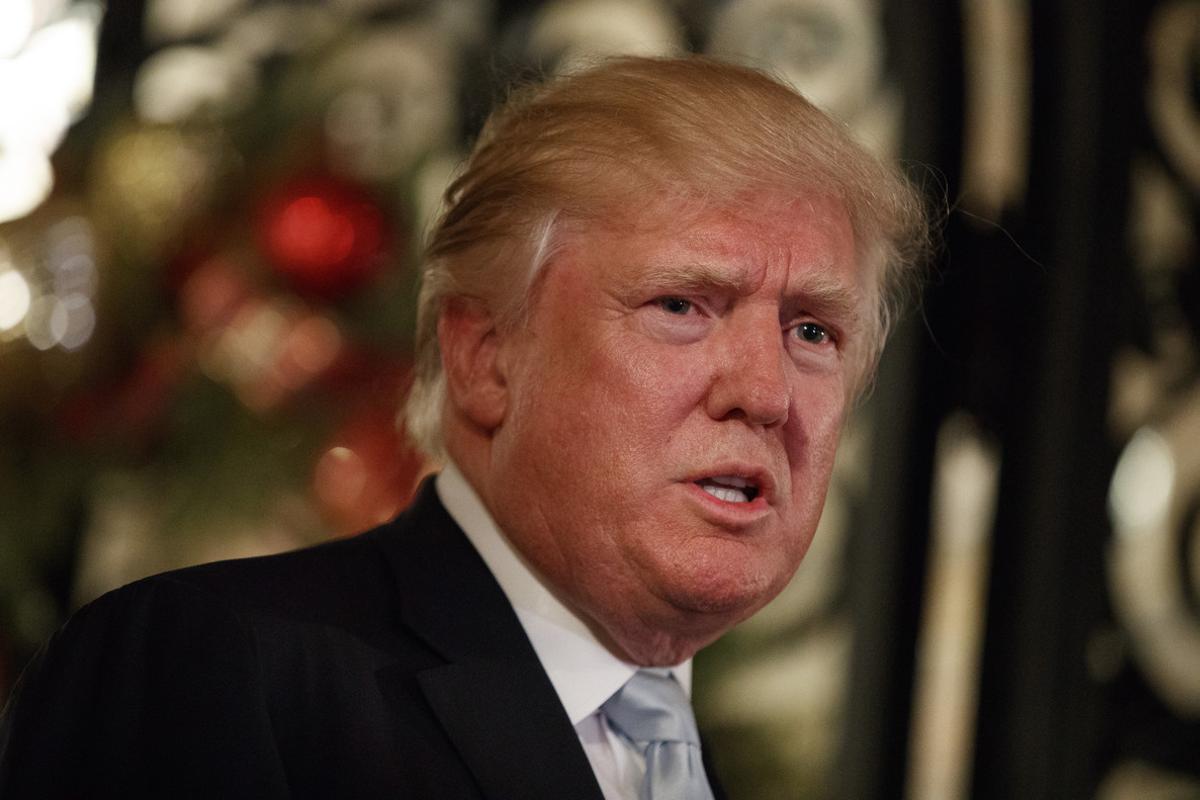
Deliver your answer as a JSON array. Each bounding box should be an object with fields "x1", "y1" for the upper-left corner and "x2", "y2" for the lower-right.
[{"x1": 442, "y1": 192, "x2": 867, "y2": 665}]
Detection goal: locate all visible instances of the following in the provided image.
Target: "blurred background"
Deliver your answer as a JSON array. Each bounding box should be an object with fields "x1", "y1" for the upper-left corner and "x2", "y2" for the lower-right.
[{"x1": 0, "y1": 0, "x2": 1198, "y2": 797}]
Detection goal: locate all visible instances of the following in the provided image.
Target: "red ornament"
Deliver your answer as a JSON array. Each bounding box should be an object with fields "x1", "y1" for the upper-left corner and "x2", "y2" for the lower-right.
[
  {"x1": 312, "y1": 400, "x2": 427, "y2": 536},
  {"x1": 257, "y1": 176, "x2": 391, "y2": 299}
]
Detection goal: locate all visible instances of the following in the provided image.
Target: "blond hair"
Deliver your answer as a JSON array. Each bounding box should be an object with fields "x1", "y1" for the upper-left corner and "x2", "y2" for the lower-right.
[{"x1": 406, "y1": 56, "x2": 930, "y2": 458}]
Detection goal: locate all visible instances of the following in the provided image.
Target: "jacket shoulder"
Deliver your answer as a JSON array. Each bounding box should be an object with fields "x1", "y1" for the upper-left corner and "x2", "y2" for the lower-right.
[
  {"x1": 150, "y1": 524, "x2": 399, "y2": 633},
  {"x1": 0, "y1": 548, "x2": 299, "y2": 797}
]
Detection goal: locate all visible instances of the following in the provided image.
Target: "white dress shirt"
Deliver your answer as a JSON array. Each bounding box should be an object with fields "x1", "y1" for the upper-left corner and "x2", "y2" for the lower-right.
[{"x1": 436, "y1": 463, "x2": 692, "y2": 800}]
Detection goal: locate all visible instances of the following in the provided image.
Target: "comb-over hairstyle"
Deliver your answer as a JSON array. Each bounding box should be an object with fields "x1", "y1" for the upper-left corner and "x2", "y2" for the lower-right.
[{"x1": 406, "y1": 55, "x2": 930, "y2": 458}]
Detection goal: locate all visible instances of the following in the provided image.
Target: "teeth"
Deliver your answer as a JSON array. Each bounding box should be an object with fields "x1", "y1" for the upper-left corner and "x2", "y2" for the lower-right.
[
  {"x1": 702, "y1": 485, "x2": 750, "y2": 503},
  {"x1": 710, "y1": 476, "x2": 751, "y2": 489},
  {"x1": 696, "y1": 475, "x2": 761, "y2": 503}
]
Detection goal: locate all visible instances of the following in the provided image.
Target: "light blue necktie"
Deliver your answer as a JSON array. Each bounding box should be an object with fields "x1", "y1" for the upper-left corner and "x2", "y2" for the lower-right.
[{"x1": 600, "y1": 670, "x2": 716, "y2": 800}]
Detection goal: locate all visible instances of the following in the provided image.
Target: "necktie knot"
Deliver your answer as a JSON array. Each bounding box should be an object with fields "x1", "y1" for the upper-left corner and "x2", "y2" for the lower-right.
[
  {"x1": 601, "y1": 670, "x2": 701, "y2": 745},
  {"x1": 600, "y1": 671, "x2": 715, "y2": 800}
]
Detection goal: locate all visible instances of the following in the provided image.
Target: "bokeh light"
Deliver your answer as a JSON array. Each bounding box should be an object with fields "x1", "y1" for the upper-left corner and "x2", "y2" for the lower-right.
[
  {"x1": 0, "y1": 267, "x2": 33, "y2": 334},
  {"x1": 144, "y1": 0, "x2": 249, "y2": 43},
  {"x1": 0, "y1": 1, "x2": 102, "y2": 224},
  {"x1": 0, "y1": 214, "x2": 100, "y2": 351},
  {"x1": 0, "y1": 1, "x2": 36, "y2": 59},
  {"x1": 1110, "y1": 427, "x2": 1176, "y2": 536},
  {"x1": 133, "y1": 45, "x2": 257, "y2": 123}
]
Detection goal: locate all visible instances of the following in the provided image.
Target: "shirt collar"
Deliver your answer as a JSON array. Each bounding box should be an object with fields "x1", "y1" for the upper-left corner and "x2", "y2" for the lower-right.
[{"x1": 435, "y1": 462, "x2": 691, "y2": 724}]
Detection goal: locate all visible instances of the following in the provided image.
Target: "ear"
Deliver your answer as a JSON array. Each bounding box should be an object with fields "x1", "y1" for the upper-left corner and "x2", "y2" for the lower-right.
[{"x1": 438, "y1": 298, "x2": 509, "y2": 432}]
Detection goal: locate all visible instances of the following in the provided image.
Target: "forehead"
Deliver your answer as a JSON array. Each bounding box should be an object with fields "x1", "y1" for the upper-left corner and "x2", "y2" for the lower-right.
[{"x1": 576, "y1": 192, "x2": 863, "y2": 301}]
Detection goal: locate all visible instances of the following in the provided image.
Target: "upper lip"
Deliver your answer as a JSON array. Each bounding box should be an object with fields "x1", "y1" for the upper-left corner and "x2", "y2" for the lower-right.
[{"x1": 686, "y1": 463, "x2": 777, "y2": 503}]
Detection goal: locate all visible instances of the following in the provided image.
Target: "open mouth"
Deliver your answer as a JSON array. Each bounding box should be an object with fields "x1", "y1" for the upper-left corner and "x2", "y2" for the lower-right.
[{"x1": 695, "y1": 476, "x2": 760, "y2": 504}]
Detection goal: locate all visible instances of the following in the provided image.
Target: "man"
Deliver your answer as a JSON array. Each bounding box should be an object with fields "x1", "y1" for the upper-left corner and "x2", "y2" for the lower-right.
[{"x1": 0, "y1": 56, "x2": 928, "y2": 798}]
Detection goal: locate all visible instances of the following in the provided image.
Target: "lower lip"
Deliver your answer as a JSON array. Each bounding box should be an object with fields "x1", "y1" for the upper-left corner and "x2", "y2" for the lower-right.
[{"x1": 683, "y1": 482, "x2": 772, "y2": 527}]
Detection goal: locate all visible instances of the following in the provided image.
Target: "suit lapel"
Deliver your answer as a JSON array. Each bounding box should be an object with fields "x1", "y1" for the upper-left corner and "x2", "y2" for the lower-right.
[
  {"x1": 376, "y1": 481, "x2": 604, "y2": 800},
  {"x1": 417, "y1": 660, "x2": 603, "y2": 800}
]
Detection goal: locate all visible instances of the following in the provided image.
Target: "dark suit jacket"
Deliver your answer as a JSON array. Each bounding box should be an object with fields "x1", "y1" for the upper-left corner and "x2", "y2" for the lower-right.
[{"x1": 0, "y1": 481, "x2": 727, "y2": 799}]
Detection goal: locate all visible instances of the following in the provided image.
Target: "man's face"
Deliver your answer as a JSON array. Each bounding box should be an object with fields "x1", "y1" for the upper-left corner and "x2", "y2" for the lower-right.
[{"x1": 482, "y1": 192, "x2": 866, "y2": 665}]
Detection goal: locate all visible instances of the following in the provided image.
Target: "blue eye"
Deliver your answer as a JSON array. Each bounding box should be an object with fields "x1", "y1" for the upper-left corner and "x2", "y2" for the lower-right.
[
  {"x1": 795, "y1": 322, "x2": 830, "y2": 344},
  {"x1": 658, "y1": 297, "x2": 692, "y2": 315}
]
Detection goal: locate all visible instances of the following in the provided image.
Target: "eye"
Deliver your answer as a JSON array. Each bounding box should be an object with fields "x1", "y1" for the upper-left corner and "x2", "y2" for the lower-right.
[
  {"x1": 657, "y1": 297, "x2": 693, "y2": 315},
  {"x1": 793, "y1": 321, "x2": 832, "y2": 345},
  {"x1": 639, "y1": 295, "x2": 709, "y2": 344}
]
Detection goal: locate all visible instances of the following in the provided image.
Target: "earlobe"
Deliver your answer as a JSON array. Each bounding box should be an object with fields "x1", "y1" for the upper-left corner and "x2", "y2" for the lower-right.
[{"x1": 438, "y1": 298, "x2": 508, "y2": 432}]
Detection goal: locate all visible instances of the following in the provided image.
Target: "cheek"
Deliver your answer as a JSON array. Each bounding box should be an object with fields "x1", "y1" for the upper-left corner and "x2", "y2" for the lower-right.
[
  {"x1": 796, "y1": 366, "x2": 849, "y2": 428},
  {"x1": 783, "y1": 382, "x2": 847, "y2": 482},
  {"x1": 578, "y1": 332, "x2": 711, "y2": 426},
  {"x1": 624, "y1": 327, "x2": 721, "y2": 393}
]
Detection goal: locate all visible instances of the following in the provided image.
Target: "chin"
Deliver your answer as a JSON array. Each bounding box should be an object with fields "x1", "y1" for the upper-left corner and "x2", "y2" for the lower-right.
[
  {"x1": 578, "y1": 580, "x2": 758, "y2": 666},
  {"x1": 661, "y1": 579, "x2": 778, "y2": 630},
  {"x1": 658, "y1": 544, "x2": 792, "y2": 617},
  {"x1": 611, "y1": 573, "x2": 785, "y2": 666}
]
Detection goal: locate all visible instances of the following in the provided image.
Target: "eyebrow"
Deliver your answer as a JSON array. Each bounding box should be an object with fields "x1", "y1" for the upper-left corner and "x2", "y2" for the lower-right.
[
  {"x1": 787, "y1": 273, "x2": 865, "y2": 331},
  {"x1": 634, "y1": 262, "x2": 750, "y2": 295}
]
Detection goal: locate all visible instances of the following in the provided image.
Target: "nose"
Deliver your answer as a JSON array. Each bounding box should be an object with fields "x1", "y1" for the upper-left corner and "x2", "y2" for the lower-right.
[{"x1": 704, "y1": 321, "x2": 791, "y2": 427}]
